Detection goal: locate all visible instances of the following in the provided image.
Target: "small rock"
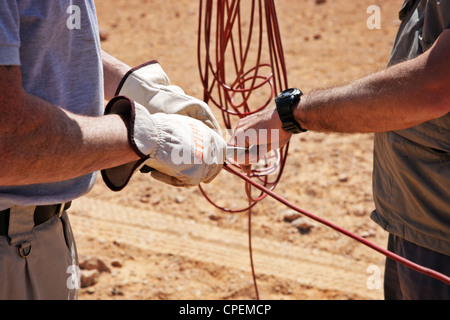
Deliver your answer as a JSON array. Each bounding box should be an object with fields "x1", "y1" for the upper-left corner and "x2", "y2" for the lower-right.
[
  {"x1": 361, "y1": 229, "x2": 376, "y2": 238},
  {"x1": 291, "y1": 217, "x2": 316, "y2": 234},
  {"x1": 282, "y1": 210, "x2": 302, "y2": 223},
  {"x1": 79, "y1": 257, "x2": 111, "y2": 273},
  {"x1": 175, "y1": 195, "x2": 185, "y2": 203},
  {"x1": 80, "y1": 269, "x2": 99, "y2": 288},
  {"x1": 99, "y1": 27, "x2": 108, "y2": 41},
  {"x1": 86, "y1": 288, "x2": 95, "y2": 295},
  {"x1": 352, "y1": 205, "x2": 366, "y2": 217},
  {"x1": 111, "y1": 287, "x2": 124, "y2": 296},
  {"x1": 152, "y1": 196, "x2": 161, "y2": 205},
  {"x1": 208, "y1": 214, "x2": 221, "y2": 221},
  {"x1": 111, "y1": 259, "x2": 123, "y2": 268},
  {"x1": 139, "y1": 194, "x2": 151, "y2": 203}
]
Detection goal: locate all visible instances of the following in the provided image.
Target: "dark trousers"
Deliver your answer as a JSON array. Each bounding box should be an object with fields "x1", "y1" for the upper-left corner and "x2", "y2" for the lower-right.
[{"x1": 384, "y1": 233, "x2": 450, "y2": 300}]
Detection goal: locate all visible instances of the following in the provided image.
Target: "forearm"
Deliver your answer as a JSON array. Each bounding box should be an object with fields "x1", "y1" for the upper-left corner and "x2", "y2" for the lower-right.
[
  {"x1": 102, "y1": 50, "x2": 131, "y2": 100},
  {"x1": 0, "y1": 93, "x2": 138, "y2": 186},
  {"x1": 295, "y1": 30, "x2": 450, "y2": 133},
  {"x1": 296, "y1": 62, "x2": 445, "y2": 133}
]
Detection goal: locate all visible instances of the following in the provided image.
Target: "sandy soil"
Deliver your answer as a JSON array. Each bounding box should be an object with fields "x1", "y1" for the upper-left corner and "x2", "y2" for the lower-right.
[{"x1": 71, "y1": 0, "x2": 403, "y2": 300}]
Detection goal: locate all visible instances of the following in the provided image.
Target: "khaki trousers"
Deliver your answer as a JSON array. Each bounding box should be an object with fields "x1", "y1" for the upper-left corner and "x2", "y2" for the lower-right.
[{"x1": 0, "y1": 207, "x2": 79, "y2": 300}]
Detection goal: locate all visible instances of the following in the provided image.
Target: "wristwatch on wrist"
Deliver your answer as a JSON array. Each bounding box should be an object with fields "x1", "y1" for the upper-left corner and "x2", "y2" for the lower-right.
[{"x1": 275, "y1": 88, "x2": 306, "y2": 134}]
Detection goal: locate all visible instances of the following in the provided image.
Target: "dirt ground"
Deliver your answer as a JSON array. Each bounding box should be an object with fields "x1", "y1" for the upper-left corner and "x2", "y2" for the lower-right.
[{"x1": 71, "y1": 0, "x2": 403, "y2": 300}]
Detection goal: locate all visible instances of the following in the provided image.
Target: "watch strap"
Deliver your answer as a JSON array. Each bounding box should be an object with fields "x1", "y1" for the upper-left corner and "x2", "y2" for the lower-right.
[{"x1": 276, "y1": 90, "x2": 306, "y2": 134}]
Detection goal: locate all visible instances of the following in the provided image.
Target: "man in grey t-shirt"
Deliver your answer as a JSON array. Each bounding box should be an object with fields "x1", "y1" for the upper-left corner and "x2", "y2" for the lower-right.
[{"x1": 0, "y1": 1, "x2": 225, "y2": 299}]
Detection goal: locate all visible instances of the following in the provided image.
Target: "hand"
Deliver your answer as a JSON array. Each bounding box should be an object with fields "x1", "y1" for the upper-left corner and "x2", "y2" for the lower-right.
[
  {"x1": 116, "y1": 61, "x2": 223, "y2": 136},
  {"x1": 101, "y1": 96, "x2": 227, "y2": 190},
  {"x1": 229, "y1": 106, "x2": 292, "y2": 173}
]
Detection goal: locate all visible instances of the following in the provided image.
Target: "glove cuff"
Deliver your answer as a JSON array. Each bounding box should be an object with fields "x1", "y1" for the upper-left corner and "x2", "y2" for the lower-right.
[
  {"x1": 116, "y1": 60, "x2": 223, "y2": 138},
  {"x1": 101, "y1": 158, "x2": 148, "y2": 192},
  {"x1": 115, "y1": 60, "x2": 169, "y2": 96},
  {"x1": 115, "y1": 60, "x2": 159, "y2": 96},
  {"x1": 101, "y1": 96, "x2": 159, "y2": 191}
]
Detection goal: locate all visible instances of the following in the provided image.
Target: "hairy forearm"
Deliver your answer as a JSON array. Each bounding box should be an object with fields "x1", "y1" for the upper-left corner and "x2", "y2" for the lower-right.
[
  {"x1": 0, "y1": 51, "x2": 139, "y2": 187},
  {"x1": 294, "y1": 30, "x2": 450, "y2": 133},
  {"x1": 0, "y1": 93, "x2": 138, "y2": 186},
  {"x1": 102, "y1": 50, "x2": 131, "y2": 100}
]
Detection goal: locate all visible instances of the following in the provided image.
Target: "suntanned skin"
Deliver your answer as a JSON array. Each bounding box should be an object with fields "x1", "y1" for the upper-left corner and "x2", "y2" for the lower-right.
[
  {"x1": 0, "y1": 50, "x2": 136, "y2": 186},
  {"x1": 102, "y1": 50, "x2": 131, "y2": 101},
  {"x1": 231, "y1": 29, "x2": 450, "y2": 171}
]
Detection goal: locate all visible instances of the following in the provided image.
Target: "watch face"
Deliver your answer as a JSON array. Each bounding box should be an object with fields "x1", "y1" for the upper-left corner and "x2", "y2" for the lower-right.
[{"x1": 276, "y1": 88, "x2": 301, "y2": 101}]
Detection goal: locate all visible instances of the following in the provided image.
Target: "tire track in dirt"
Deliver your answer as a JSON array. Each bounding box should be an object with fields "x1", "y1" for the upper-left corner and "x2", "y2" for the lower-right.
[{"x1": 69, "y1": 196, "x2": 383, "y2": 299}]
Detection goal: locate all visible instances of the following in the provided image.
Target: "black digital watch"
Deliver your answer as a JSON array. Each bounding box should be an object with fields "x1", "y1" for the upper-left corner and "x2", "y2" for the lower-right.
[{"x1": 275, "y1": 88, "x2": 306, "y2": 134}]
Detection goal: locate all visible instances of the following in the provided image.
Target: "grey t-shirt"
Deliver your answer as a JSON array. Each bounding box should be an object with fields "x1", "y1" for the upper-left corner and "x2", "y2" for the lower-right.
[{"x1": 0, "y1": 0, "x2": 104, "y2": 209}]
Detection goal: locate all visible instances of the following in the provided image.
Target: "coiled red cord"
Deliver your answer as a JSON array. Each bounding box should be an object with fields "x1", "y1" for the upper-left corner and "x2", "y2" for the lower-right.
[
  {"x1": 197, "y1": 0, "x2": 289, "y2": 214},
  {"x1": 197, "y1": 0, "x2": 290, "y2": 298}
]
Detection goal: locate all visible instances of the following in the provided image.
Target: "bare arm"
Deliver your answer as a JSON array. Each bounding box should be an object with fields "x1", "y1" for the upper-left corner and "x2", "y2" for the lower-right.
[
  {"x1": 296, "y1": 29, "x2": 450, "y2": 133},
  {"x1": 102, "y1": 50, "x2": 131, "y2": 101},
  {"x1": 232, "y1": 29, "x2": 450, "y2": 150},
  {"x1": 0, "y1": 66, "x2": 139, "y2": 186}
]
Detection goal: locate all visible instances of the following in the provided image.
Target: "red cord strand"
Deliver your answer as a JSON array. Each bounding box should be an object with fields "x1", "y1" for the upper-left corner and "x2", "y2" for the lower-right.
[{"x1": 224, "y1": 164, "x2": 450, "y2": 286}]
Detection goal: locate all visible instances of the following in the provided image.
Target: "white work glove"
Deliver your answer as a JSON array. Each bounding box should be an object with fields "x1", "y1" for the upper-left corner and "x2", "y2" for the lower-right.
[
  {"x1": 101, "y1": 96, "x2": 227, "y2": 191},
  {"x1": 116, "y1": 60, "x2": 222, "y2": 136}
]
